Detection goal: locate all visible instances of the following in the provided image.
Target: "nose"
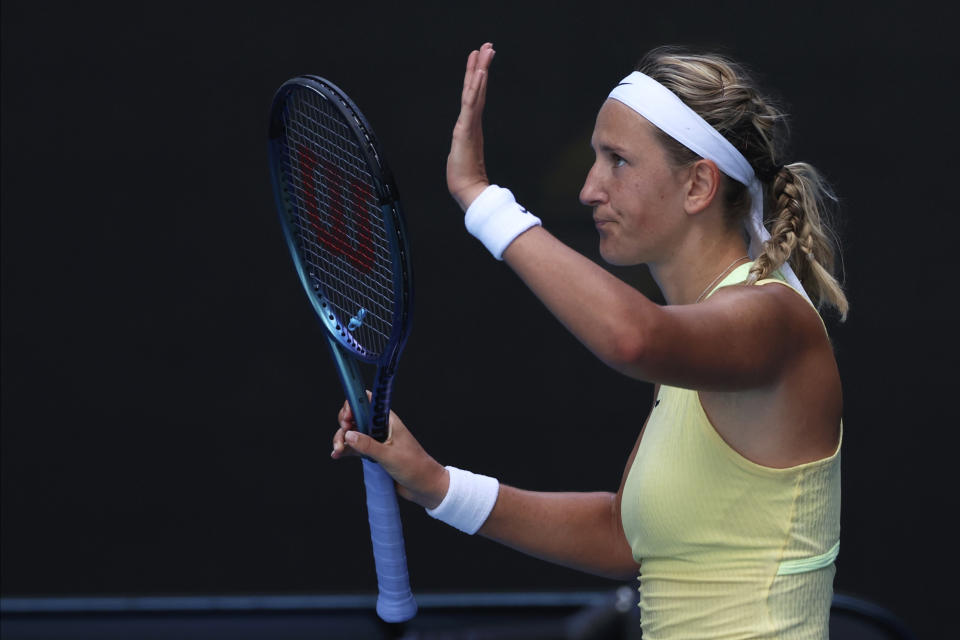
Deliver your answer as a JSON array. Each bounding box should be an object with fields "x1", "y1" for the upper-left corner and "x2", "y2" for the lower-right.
[{"x1": 579, "y1": 161, "x2": 606, "y2": 207}]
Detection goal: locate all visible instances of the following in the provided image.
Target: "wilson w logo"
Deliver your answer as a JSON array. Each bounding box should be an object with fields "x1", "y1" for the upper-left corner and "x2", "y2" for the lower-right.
[{"x1": 297, "y1": 144, "x2": 375, "y2": 274}]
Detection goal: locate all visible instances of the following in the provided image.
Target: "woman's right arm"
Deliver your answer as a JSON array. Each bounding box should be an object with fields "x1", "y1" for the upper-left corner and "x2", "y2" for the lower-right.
[
  {"x1": 332, "y1": 400, "x2": 641, "y2": 580},
  {"x1": 477, "y1": 485, "x2": 639, "y2": 580}
]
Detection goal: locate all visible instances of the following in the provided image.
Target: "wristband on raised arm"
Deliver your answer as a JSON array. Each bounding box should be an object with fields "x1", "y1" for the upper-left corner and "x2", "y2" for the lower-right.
[{"x1": 464, "y1": 185, "x2": 541, "y2": 260}]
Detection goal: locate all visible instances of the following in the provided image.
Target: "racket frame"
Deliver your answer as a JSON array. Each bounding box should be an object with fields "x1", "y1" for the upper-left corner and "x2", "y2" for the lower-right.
[
  {"x1": 268, "y1": 75, "x2": 413, "y2": 443},
  {"x1": 267, "y1": 75, "x2": 418, "y2": 623}
]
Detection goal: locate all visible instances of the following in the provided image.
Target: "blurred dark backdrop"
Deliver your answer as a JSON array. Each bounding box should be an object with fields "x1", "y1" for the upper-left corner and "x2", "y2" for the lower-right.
[{"x1": 2, "y1": 1, "x2": 954, "y2": 637}]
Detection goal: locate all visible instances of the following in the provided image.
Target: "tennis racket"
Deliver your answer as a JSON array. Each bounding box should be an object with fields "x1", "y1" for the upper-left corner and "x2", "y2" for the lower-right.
[{"x1": 267, "y1": 76, "x2": 416, "y2": 623}]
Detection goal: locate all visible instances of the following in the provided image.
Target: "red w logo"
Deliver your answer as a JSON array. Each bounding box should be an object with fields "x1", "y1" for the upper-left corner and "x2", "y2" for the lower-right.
[{"x1": 297, "y1": 144, "x2": 375, "y2": 274}]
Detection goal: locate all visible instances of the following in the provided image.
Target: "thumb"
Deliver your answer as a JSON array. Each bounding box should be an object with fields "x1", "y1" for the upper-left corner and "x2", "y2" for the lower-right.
[{"x1": 344, "y1": 430, "x2": 384, "y2": 461}]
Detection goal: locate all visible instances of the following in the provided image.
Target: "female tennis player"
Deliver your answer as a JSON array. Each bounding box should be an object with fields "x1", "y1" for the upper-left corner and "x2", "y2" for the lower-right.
[{"x1": 332, "y1": 42, "x2": 847, "y2": 638}]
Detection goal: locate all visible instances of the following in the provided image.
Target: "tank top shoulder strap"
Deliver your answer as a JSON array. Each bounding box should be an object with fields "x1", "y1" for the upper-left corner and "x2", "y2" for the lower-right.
[
  {"x1": 704, "y1": 262, "x2": 828, "y2": 336},
  {"x1": 702, "y1": 262, "x2": 753, "y2": 300}
]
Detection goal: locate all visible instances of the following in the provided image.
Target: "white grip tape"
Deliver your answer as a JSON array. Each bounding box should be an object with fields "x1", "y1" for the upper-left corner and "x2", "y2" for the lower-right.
[
  {"x1": 464, "y1": 185, "x2": 542, "y2": 260},
  {"x1": 426, "y1": 466, "x2": 500, "y2": 535}
]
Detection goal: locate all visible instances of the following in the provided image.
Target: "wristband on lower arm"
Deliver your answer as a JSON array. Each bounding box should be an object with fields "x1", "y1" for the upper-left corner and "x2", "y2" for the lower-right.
[
  {"x1": 464, "y1": 185, "x2": 542, "y2": 260},
  {"x1": 425, "y1": 466, "x2": 500, "y2": 535}
]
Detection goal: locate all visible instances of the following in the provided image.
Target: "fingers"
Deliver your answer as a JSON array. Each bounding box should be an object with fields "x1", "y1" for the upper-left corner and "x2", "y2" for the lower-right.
[
  {"x1": 462, "y1": 43, "x2": 492, "y2": 86},
  {"x1": 336, "y1": 391, "x2": 373, "y2": 431},
  {"x1": 476, "y1": 42, "x2": 495, "y2": 73},
  {"x1": 331, "y1": 423, "x2": 353, "y2": 459},
  {"x1": 343, "y1": 429, "x2": 376, "y2": 458},
  {"x1": 331, "y1": 392, "x2": 387, "y2": 459},
  {"x1": 461, "y1": 43, "x2": 495, "y2": 107},
  {"x1": 331, "y1": 418, "x2": 385, "y2": 463},
  {"x1": 332, "y1": 399, "x2": 357, "y2": 458},
  {"x1": 476, "y1": 42, "x2": 495, "y2": 89},
  {"x1": 462, "y1": 49, "x2": 479, "y2": 93}
]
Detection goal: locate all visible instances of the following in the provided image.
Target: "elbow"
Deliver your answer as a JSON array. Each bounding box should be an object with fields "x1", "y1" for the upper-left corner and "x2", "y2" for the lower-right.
[
  {"x1": 603, "y1": 325, "x2": 651, "y2": 375},
  {"x1": 600, "y1": 302, "x2": 667, "y2": 377},
  {"x1": 613, "y1": 565, "x2": 641, "y2": 582},
  {"x1": 598, "y1": 556, "x2": 641, "y2": 581}
]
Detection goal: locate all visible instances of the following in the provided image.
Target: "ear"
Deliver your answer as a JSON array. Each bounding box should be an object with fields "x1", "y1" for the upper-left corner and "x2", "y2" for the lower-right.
[{"x1": 683, "y1": 159, "x2": 721, "y2": 215}]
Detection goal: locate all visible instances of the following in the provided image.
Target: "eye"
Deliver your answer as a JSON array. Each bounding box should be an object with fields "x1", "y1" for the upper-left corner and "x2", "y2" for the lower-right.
[{"x1": 611, "y1": 154, "x2": 626, "y2": 168}]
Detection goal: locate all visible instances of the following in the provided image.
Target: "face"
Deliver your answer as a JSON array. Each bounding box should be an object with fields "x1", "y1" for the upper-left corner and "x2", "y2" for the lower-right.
[{"x1": 580, "y1": 99, "x2": 690, "y2": 266}]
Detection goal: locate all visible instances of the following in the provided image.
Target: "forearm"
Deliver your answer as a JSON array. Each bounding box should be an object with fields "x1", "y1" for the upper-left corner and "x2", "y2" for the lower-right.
[
  {"x1": 503, "y1": 227, "x2": 659, "y2": 375},
  {"x1": 477, "y1": 485, "x2": 639, "y2": 580}
]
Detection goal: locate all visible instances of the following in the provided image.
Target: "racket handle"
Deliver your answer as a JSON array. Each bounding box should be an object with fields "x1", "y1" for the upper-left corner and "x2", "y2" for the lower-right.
[{"x1": 362, "y1": 458, "x2": 417, "y2": 622}]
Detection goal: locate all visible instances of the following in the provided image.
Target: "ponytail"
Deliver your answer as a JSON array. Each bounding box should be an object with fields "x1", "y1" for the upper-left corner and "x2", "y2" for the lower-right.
[{"x1": 747, "y1": 164, "x2": 848, "y2": 320}]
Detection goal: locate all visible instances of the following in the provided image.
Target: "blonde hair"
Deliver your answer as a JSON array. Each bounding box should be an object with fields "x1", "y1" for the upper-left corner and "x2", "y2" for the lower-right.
[{"x1": 636, "y1": 46, "x2": 848, "y2": 320}]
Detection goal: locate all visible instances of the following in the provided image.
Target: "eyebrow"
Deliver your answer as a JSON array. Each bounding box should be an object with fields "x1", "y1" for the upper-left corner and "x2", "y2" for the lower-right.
[{"x1": 591, "y1": 140, "x2": 629, "y2": 156}]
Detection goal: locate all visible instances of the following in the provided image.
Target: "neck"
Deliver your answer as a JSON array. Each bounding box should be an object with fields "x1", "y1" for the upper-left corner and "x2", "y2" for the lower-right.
[{"x1": 648, "y1": 232, "x2": 749, "y2": 305}]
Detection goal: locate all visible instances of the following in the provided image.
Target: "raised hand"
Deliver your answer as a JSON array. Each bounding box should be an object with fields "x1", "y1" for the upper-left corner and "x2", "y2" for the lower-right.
[{"x1": 447, "y1": 42, "x2": 496, "y2": 212}]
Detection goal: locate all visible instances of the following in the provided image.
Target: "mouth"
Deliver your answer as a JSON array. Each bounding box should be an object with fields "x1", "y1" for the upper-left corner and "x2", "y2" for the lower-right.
[{"x1": 592, "y1": 207, "x2": 615, "y2": 225}]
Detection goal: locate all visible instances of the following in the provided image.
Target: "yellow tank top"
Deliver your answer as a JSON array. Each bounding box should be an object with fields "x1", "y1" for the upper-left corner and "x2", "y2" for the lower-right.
[{"x1": 620, "y1": 263, "x2": 841, "y2": 639}]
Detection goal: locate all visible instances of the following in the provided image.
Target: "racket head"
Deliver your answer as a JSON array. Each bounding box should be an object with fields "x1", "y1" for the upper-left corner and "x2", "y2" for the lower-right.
[{"x1": 268, "y1": 76, "x2": 413, "y2": 369}]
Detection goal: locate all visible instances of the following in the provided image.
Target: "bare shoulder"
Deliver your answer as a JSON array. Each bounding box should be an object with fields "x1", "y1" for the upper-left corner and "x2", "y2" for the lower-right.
[
  {"x1": 707, "y1": 279, "x2": 827, "y2": 349},
  {"x1": 638, "y1": 278, "x2": 830, "y2": 391},
  {"x1": 699, "y1": 281, "x2": 842, "y2": 467},
  {"x1": 752, "y1": 280, "x2": 831, "y2": 346}
]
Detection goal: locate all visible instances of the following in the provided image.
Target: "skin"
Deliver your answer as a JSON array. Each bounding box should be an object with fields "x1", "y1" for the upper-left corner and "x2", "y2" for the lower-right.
[{"x1": 331, "y1": 43, "x2": 842, "y2": 580}]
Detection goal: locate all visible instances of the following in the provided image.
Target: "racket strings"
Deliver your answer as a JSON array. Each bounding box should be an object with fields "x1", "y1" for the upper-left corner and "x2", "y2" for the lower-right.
[
  {"x1": 314, "y1": 161, "x2": 378, "y2": 266},
  {"x1": 280, "y1": 87, "x2": 396, "y2": 357},
  {"x1": 290, "y1": 159, "x2": 385, "y2": 279}
]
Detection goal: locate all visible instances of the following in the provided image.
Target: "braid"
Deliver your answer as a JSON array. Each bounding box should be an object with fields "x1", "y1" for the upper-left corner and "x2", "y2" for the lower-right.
[
  {"x1": 747, "y1": 164, "x2": 848, "y2": 320},
  {"x1": 749, "y1": 168, "x2": 803, "y2": 284}
]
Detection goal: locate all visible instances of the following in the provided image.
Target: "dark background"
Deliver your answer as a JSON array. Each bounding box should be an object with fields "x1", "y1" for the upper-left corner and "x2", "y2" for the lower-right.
[{"x1": 2, "y1": 1, "x2": 954, "y2": 637}]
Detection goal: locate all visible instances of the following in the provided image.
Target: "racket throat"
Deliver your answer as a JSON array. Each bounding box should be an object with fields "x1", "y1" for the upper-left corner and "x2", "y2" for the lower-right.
[{"x1": 324, "y1": 334, "x2": 373, "y2": 435}]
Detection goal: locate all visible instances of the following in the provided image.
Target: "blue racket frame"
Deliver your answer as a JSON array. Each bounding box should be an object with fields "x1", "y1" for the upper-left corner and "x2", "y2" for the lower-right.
[{"x1": 268, "y1": 76, "x2": 416, "y2": 623}]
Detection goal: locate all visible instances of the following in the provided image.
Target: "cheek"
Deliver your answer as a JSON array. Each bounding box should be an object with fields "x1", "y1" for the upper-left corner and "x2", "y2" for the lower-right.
[
  {"x1": 618, "y1": 183, "x2": 661, "y2": 230},
  {"x1": 627, "y1": 171, "x2": 680, "y2": 225}
]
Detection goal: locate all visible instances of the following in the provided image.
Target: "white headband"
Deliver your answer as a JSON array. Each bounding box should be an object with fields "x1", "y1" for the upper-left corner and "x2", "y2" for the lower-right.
[{"x1": 608, "y1": 71, "x2": 808, "y2": 300}]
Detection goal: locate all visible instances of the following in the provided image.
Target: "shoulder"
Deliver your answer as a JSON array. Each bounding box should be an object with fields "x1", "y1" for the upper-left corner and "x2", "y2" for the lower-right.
[
  {"x1": 637, "y1": 279, "x2": 827, "y2": 391},
  {"x1": 707, "y1": 279, "x2": 828, "y2": 350}
]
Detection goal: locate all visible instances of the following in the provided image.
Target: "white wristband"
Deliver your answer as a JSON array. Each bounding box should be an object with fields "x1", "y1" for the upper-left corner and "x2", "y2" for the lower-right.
[
  {"x1": 464, "y1": 184, "x2": 542, "y2": 260},
  {"x1": 426, "y1": 466, "x2": 500, "y2": 535}
]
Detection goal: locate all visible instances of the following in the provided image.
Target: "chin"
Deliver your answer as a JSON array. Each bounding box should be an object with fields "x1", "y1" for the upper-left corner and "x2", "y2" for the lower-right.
[
  {"x1": 598, "y1": 238, "x2": 639, "y2": 267},
  {"x1": 599, "y1": 246, "x2": 631, "y2": 267}
]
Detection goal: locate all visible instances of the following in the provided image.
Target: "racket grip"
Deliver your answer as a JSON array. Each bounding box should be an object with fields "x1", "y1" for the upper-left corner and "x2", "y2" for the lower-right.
[{"x1": 362, "y1": 458, "x2": 417, "y2": 622}]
